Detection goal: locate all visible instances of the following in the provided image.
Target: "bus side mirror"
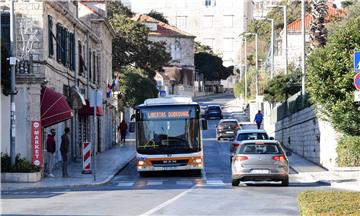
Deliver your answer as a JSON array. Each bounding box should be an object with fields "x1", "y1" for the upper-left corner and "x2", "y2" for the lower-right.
[
  {"x1": 129, "y1": 122, "x2": 135, "y2": 133},
  {"x1": 202, "y1": 119, "x2": 208, "y2": 130}
]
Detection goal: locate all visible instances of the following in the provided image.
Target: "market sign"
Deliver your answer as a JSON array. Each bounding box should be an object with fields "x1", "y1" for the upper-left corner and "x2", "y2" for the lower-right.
[{"x1": 31, "y1": 121, "x2": 42, "y2": 167}]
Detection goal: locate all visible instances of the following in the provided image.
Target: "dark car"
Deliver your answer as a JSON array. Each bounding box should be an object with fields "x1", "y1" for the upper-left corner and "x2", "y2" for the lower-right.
[
  {"x1": 205, "y1": 105, "x2": 223, "y2": 119},
  {"x1": 216, "y1": 119, "x2": 240, "y2": 141}
]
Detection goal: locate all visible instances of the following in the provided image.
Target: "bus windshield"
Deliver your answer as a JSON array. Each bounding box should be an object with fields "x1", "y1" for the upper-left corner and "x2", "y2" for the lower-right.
[{"x1": 137, "y1": 106, "x2": 200, "y2": 155}]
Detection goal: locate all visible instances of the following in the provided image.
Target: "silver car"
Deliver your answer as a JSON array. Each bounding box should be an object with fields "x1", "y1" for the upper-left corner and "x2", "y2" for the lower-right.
[{"x1": 231, "y1": 140, "x2": 290, "y2": 186}]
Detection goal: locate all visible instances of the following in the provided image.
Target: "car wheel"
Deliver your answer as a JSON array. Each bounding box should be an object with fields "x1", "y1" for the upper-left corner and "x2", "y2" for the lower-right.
[
  {"x1": 232, "y1": 179, "x2": 240, "y2": 186},
  {"x1": 281, "y1": 177, "x2": 289, "y2": 186}
]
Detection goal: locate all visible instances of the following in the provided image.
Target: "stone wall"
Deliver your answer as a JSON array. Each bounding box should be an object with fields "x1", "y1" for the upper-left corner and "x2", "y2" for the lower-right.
[{"x1": 265, "y1": 105, "x2": 341, "y2": 169}]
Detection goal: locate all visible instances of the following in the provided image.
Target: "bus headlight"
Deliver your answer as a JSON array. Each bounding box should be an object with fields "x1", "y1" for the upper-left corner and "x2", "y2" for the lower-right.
[
  {"x1": 193, "y1": 158, "x2": 202, "y2": 164},
  {"x1": 137, "y1": 160, "x2": 145, "y2": 166}
]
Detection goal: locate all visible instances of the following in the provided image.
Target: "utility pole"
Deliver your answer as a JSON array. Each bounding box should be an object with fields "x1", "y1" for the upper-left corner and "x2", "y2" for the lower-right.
[
  {"x1": 301, "y1": 0, "x2": 306, "y2": 95},
  {"x1": 284, "y1": 5, "x2": 288, "y2": 75},
  {"x1": 255, "y1": 33, "x2": 259, "y2": 97},
  {"x1": 9, "y1": 0, "x2": 17, "y2": 166},
  {"x1": 270, "y1": 18, "x2": 274, "y2": 78},
  {"x1": 244, "y1": 36, "x2": 247, "y2": 105}
]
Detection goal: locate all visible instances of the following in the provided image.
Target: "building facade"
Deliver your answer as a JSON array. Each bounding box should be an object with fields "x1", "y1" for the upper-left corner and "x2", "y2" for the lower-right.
[
  {"x1": 0, "y1": 0, "x2": 116, "y2": 166},
  {"x1": 133, "y1": 14, "x2": 196, "y2": 97},
  {"x1": 127, "y1": 0, "x2": 253, "y2": 67}
]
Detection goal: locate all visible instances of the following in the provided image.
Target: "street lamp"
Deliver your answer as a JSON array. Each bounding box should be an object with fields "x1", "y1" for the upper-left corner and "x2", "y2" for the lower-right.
[
  {"x1": 256, "y1": 17, "x2": 274, "y2": 78},
  {"x1": 242, "y1": 32, "x2": 259, "y2": 98},
  {"x1": 301, "y1": 0, "x2": 306, "y2": 95},
  {"x1": 268, "y1": 4, "x2": 288, "y2": 75}
]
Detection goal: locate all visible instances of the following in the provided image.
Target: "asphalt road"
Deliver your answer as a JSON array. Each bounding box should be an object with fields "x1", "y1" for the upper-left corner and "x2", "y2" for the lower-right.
[{"x1": 1, "y1": 94, "x2": 330, "y2": 216}]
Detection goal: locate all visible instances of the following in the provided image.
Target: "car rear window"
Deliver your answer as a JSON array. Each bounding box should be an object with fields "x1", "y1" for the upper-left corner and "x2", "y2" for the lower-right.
[
  {"x1": 208, "y1": 106, "x2": 220, "y2": 111},
  {"x1": 238, "y1": 143, "x2": 281, "y2": 154},
  {"x1": 237, "y1": 133, "x2": 269, "y2": 141},
  {"x1": 220, "y1": 121, "x2": 238, "y2": 127}
]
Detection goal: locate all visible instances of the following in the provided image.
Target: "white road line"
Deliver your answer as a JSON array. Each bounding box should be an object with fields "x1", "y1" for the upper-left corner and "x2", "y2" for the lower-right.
[
  {"x1": 203, "y1": 138, "x2": 217, "y2": 141},
  {"x1": 117, "y1": 182, "x2": 135, "y2": 187},
  {"x1": 140, "y1": 185, "x2": 196, "y2": 216},
  {"x1": 176, "y1": 181, "x2": 193, "y2": 185},
  {"x1": 205, "y1": 180, "x2": 225, "y2": 186},
  {"x1": 146, "y1": 181, "x2": 163, "y2": 186}
]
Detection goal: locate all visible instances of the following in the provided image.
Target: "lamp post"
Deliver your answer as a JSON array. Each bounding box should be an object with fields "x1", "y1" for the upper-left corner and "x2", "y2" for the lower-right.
[
  {"x1": 243, "y1": 32, "x2": 259, "y2": 98},
  {"x1": 244, "y1": 36, "x2": 247, "y2": 104},
  {"x1": 268, "y1": 4, "x2": 288, "y2": 75},
  {"x1": 256, "y1": 17, "x2": 274, "y2": 78},
  {"x1": 301, "y1": 0, "x2": 306, "y2": 95}
]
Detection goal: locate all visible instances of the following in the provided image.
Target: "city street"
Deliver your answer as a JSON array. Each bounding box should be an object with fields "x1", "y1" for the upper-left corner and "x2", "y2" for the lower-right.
[{"x1": 1, "y1": 94, "x2": 331, "y2": 216}]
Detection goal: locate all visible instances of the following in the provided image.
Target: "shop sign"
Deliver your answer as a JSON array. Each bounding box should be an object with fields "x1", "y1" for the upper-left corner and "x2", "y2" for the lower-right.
[{"x1": 31, "y1": 121, "x2": 42, "y2": 167}]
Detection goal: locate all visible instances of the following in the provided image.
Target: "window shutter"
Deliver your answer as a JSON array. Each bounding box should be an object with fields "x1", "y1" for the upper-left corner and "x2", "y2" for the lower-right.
[
  {"x1": 56, "y1": 23, "x2": 61, "y2": 62},
  {"x1": 70, "y1": 33, "x2": 75, "y2": 71},
  {"x1": 48, "y1": 15, "x2": 53, "y2": 57},
  {"x1": 89, "y1": 49, "x2": 92, "y2": 80}
]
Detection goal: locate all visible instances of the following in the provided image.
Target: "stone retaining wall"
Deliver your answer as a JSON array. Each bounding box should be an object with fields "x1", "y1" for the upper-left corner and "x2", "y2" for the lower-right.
[{"x1": 266, "y1": 106, "x2": 341, "y2": 169}]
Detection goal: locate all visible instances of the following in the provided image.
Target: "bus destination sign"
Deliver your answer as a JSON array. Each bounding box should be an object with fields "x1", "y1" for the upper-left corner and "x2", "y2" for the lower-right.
[{"x1": 148, "y1": 111, "x2": 189, "y2": 119}]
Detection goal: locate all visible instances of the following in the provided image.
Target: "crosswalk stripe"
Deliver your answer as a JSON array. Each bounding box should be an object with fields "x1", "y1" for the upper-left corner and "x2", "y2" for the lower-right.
[
  {"x1": 146, "y1": 181, "x2": 163, "y2": 186},
  {"x1": 117, "y1": 182, "x2": 135, "y2": 187},
  {"x1": 176, "y1": 181, "x2": 193, "y2": 185},
  {"x1": 205, "y1": 180, "x2": 225, "y2": 186}
]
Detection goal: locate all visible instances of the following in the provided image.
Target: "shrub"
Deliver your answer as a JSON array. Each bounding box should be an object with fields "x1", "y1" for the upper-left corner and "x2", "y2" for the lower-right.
[
  {"x1": 1, "y1": 153, "x2": 40, "y2": 173},
  {"x1": 336, "y1": 136, "x2": 360, "y2": 167}
]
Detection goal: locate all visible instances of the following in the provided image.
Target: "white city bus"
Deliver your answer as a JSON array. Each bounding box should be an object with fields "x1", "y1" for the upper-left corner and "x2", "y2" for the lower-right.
[{"x1": 129, "y1": 96, "x2": 207, "y2": 175}]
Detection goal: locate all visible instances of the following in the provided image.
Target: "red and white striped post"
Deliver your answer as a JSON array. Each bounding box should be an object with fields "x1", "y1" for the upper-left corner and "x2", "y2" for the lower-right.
[{"x1": 82, "y1": 142, "x2": 92, "y2": 174}]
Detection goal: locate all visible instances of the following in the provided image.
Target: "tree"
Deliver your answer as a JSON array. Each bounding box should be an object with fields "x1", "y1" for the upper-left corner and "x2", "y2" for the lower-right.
[
  {"x1": 108, "y1": 2, "x2": 171, "y2": 78},
  {"x1": 264, "y1": 71, "x2": 301, "y2": 103},
  {"x1": 1, "y1": 39, "x2": 10, "y2": 95},
  {"x1": 146, "y1": 10, "x2": 169, "y2": 24},
  {"x1": 195, "y1": 41, "x2": 214, "y2": 54},
  {"x1": 118, "y1": 66, "x2": 158, "y2": 107},
  {"x1": 306, "y1": 16, "x2": 360, "y2": 136},
  {"x1": 309, "y1": 0, "x2": 328, "y2": 49},
  {"x1": 195, "y1": 52, "x2": 233, "y2": 81}
]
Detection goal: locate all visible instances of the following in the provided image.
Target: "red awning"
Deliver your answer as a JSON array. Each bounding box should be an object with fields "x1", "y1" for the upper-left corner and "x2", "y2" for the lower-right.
[
  {"x1": 78, "y1": 99, "x2": 103, "y2": 116},
  {"x1": 41, "y1": 87, "x2": 73, "y2": 128}
]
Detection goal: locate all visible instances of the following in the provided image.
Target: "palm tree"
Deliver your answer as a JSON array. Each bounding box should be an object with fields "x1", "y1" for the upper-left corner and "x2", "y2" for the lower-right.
[{"x1": 309, "y1": 0, "x2": 328, "y2": 49}]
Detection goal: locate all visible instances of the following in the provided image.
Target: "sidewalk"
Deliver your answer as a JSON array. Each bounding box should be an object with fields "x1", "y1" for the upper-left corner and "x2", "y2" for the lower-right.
[
  {"x1": 289, "y1": 153, "x2": 360, "y2": 192},
  {"x1": 1, "y1": 142, "x2": 136, "y2": 192}
]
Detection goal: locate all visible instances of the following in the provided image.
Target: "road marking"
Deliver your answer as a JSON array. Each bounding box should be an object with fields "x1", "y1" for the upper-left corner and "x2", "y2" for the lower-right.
[
  {"x1": 176, "y1": 181, "x2": 193, "y2": 185},
  {"x1": 205, "y1": 180, "x2": 225, "y2": 186},
  {"x1": 117, "y1": 182, "x2": 135, "y2": 187},
  {"x1": 203, "y1": 138, "x2": 218, "y2": 141},
  {"x1": 140, "y1": 185, "x2": 196, "y2": 216},
  {"x1": 146, "y1": 180, "x2": 163, "y2": 186}
]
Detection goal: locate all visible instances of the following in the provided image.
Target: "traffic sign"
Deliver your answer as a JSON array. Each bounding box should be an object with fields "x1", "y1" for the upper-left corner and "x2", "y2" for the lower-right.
[
  {"x1": 354, "y1": 52, "x2": 360, "y2": 72},
  {"x1": 354, "y1": 73, "x2": 360, "y2": 91},
  {"x1": 355, "y1": 91, "x2": 360, "y2": 102},
  {"x1": 159, "y1": 90, "x2": 166, "y2": 97}
]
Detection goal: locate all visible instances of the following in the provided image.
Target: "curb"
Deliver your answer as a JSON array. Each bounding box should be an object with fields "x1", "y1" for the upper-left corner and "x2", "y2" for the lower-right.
[{"x1": 1, "y1": 152, "x2": 136, "y2": 192}]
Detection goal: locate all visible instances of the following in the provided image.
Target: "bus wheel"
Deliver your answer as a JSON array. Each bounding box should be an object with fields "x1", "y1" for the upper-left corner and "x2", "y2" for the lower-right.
[{"x1": 232, "y1": 179, "x2": 240, "y2": 186}]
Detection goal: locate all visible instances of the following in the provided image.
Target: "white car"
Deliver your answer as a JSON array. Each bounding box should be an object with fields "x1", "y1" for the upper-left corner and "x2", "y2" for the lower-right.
[{"x1": 230, "y1": 129, "x2": 272, "y2": 161}]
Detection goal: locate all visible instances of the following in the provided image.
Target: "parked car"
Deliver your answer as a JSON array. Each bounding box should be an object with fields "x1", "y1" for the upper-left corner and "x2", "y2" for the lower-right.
[
  {"x1": 230, "y1": 129, "x2": 270, "y2": 161},
  {"x1": 231, "y1": 140, "x2": 290, "y2": 186},
  {"x1": 205, "y1": 105, "x2": 223, "y2": 119},
  {"x1": 216, "y1": 119, "x2": 240, "y2": 141}
]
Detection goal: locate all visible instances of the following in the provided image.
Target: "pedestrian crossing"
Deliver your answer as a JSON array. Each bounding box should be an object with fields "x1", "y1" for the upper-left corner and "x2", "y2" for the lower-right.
[{"x1": 116, "y1": 179, "x2": 230, "y2": 188}]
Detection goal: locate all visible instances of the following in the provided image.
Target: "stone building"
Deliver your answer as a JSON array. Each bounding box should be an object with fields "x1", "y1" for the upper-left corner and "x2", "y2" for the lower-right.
[
  {"x1": 126, "y1": 0, "x2": 253, "y2": 67},
  {"x1": 133, "y1": 14, "x2": 196, "y2": 97},
  {"x1": 273, "y1": 1, "x2": 345, "y2": 72},
  {"x1": 0, "y1": 0, "x2": 116, "y2": 166}
]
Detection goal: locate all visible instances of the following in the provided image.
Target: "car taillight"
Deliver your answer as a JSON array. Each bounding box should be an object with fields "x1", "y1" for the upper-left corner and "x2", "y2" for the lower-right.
[
  {"x1": 272, "y1": 155, "x2": 286, "y2": 161},
  {"x1": 218, "y1": 125, "x2": 224, "y2": 129},
  {"x1": 235, "y1": 156, "x2": 248, "y2": 161},
  {"x1": 232, "y1": 143, "x2": 239, "y2": 148}
]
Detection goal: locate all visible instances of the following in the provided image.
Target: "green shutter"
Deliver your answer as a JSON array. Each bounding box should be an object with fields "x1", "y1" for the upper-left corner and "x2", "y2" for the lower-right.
[
  {"x1": 56, "y1": 23, "x2": 61, "y2": 62},
  {"x1": 48, "y1": 15, "x2": 53, "y2": 57}
]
